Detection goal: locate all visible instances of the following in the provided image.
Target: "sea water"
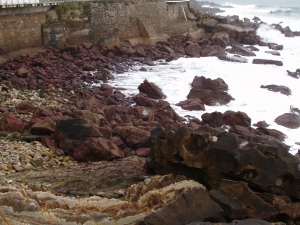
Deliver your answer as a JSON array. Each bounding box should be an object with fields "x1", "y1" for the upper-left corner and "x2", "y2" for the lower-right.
[{"x1": 107, "y1": 1, "x2": 300, "y2": 154}]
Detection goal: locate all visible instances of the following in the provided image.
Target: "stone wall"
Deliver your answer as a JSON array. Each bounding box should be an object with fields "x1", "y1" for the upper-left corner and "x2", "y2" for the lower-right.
[{"x1": 0, "y1": 12, "x2": 47, "y2": 54}]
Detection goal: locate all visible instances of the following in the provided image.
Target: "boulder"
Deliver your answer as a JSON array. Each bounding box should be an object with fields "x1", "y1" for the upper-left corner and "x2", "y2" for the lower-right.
[
  {"x1": 252, "y1": 59, "x2": 283, "y2": 66},
  {"x1": 0, "y1": 112, "x2": 25, "y2": 133},
  {"x1": 286, "y1": 69, "x2": 300, "y2": 79},
  {"x1": 185, "y1": 43, "x2": 201, "y2": 57},
  {"x1": 229, "y1": 46, "x2": 256, "y2": 56},
  {"x1": 191, "y1": 76, "x2": 228, "y2": 91},
  {"x1": 211, "y1": 32, "x2": 229, "y2": 49},
  {"x1": 135, "y1": 147, "x2": 151, "y2": 157},
  {"x1": 255, "y1": 127, "x2": 286, "y2": 142},
  {"x1": 55, "y1": 118, "x2": 124, "y2": 161},
  {"x1": 201, "y1": 111, "x2": 223, "y2": 128},
  {"x1": 138, "y1": 79, "x2": 166, "y2": 99},
  {"x1": 201, "y1": 45, "x2": 226, "y2": 57},
  {"x1": 119, "y1": 126, "x2": 150, "y2": 148},
  {"x1": 175, "y1": 99, "x2": 205, "y2": 111},
  {"x1": 265, "y1": 51, "x2": 280, "y2": 56},
  {"x1": 274, "y1": 113, "x2": 300, "y2": 129},
  {"x1": 253, "y1": 120, "x2": 269, "y2": 128},
  {"x1": 260, "y1": 85, "x2": 292, "y2": 96},
  {"x1": 148, "y1": 125, "x2": 300, "y2": 199},
  {"x1": 213, "y1": 24, "x2": 255, "y2": 42},
  {"x1": 133, "y1": 93, "x2": 155, "y2": 107},
  {"x1": 242, "y1": 33, "x2": 260, "y2": 45},
  {"x1": 202, "y1": 19, "x2": 218, "y2": 32},
  {"x1": 30, "y1": 117, "x2": 56, "y2": 135},
  {"x1": 187, "y1": 88, "x2": 234, "y2": 106},
  {"x1": 82, "y1": 64, "x2": 96, "y2": 71},
  {"x1": 222, "y1": 110, "x2": 251, "y2": 127},
  {"x1": 15, "y1": 101, "x2": 36, "y2": 114},
  {"x1": 268, "y1": 43, "x2": 283, "y2": 50}
]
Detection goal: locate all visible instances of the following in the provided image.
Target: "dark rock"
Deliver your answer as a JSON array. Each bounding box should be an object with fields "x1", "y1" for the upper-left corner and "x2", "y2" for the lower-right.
[
  {"x1": 253, "y1": 120, "x2": 269, "y2": 128},
  {"x1": 255, "y1": 127, "x2": 286, "y2": 142},
  {"x1": 264, "y1": 51, "x2": 280, "y2": 56},
  {"x1": 191, "y1": 76, "x2": 228, "y2": 91},
  {"x1": 175, "y1": 99, "x2": 205, "y2": 111},
  {"x1": 283, "y1": 26, "x2": 295, "y2": 37},
  {"x1": 218, "y1": 54, "x2": 248, "y2": 63},
  {"x1": 201, "y1": 45, "x2": 226, "y2": 57},
  {"x1": 211, "y1": 32, "x2": 229, "y2": 49},
  {"x1": 209, "y1": 189, "x2": 247, "y2": 220},
  {"x1": 133, "y1": 93, "x2": 155, "y2": 107},
  {"x1": 252, "y1": 59, "x2": 283, "y2": 66},
  {"x1": 286, "y1": 70, "x2": 300, "y2": 79},
  {"x1": 260, "y1": 85, "x2": 292, "y2": 96},
  {"x1": 229, "y1": 125, "x2": 256, "y2": 136},
  {"x1": 137, "y1": 186, "x2": 223, "y2": 225},
  {"x1": 201, "y1": 111, "x2": 223, "y2": 128},
  {"x1": 185, "y1": 43, "x2": 201, "y2": 57},
  {"x1": 148, "y1": 125, "x2": 300, "y2": 199},
  {"x1": 202, "y1": 19, "x2": 219, "y2": 32},
  {"x1": 82, "y1": 64, "x2": 96, "y2": 71},
  {"x1": 213, "y1": 24, "x2": 255, "y2": 42},
  {"x1": 242, "y1": 33, "x2": 260, "y2": 45},
  {"x1": 222, "y1": 110, "x2": 251, "y2": 127},
  {"x1": 275, "y1": 113, "x2": 300, "y2": 129},
  {"x1": 229, "y1": 46, "x2": 256, "y2": 56},
  {"x1": 138, "y1": 79, "x2": 166, "y2": 99},
  {"x1": 268, "y1": 43, "x2": 283, "y2": 50},
  {"x1": 119, "y1": 126, "x2": 150, "y2": 148},
  {"x1": 55, "y1": 118, "x2": 124, "y2": 161},
  {"x1": 187, "y1": 88, "x2": 234, "y2": 106}
]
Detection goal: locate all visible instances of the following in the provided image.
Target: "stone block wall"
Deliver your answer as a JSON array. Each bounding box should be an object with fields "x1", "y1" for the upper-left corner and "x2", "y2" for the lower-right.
[{"x1": 0, "y1": 12, "x2": 47, "y2": 54}]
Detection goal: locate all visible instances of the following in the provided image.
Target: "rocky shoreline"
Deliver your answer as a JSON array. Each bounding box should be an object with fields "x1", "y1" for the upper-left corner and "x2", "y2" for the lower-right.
[{"x1": 1, "y1": 2, "x2": 300, "y2": 224}]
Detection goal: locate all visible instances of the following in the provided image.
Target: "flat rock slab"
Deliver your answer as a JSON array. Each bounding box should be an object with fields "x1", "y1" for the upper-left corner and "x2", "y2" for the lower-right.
[
  {"x1": 5, "y1": 156, "x2": 147, "y2": 196},
  {"x1": 275, "y1": 113, "x2": 300, "y2": 129},
  {"x1": 253, "y1": 59, "x2": 283, "y2": 66},
  {"x1": 260, "y1": 84, "x2": 292, "y2": 96}
]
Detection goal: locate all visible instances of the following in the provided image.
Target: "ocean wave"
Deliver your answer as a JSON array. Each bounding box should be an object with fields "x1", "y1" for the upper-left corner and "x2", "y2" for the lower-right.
[{"x1": 269, "y1": 8, "x2": 300, "y2": 17}]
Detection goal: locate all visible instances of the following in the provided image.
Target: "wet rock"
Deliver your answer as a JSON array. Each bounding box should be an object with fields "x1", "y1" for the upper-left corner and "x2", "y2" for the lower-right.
[
  {"x1": 252, "y1": 59, "x2": 283, "y2": 66},
  {"x1": 133, "y1": 93, "x2": 155, "y2": 107},
  {"x1": 260, "y1": 85, "x2": 292, "y2": 96},
  {"x1": 138, "y1": 79, "x2": 166, "y2": 99},
  {"x1": 175, "y1": 99, "x2": 205, "y2": 111},
  {"x1": 185, "y1": 43, "x2": 201, "y2": 57},
  {"x1": 230, "y1": 45, "x2": 256, "y2": 56},
  {"x1": 201, "y1": 111, "x2": 223, "y2": 128},
  {"x1": 202, "y1": 19, "x2": 218, "y2": 32},
  {"x1": 255, "y1": 127, "x2": 286, "y2": 142},
  {"x1": 265, "y1": 51, "x2": 280, "y2": 56},
  {"x1": 211, "y1": 32, "x2": 229, "y2": 49},
  {"x1": 275, "y1": 113, "x2": 300, "y2": 129},
  {"x1": 218, "y1": 54, "x2": 248, "y2": 63},
  {"x1": 213, "y1": 24, "x2": 255, "y2": 42},
  {"x1": 201, "y1": 45, "x2": 226, "y2": 57},
  {"x1": 82, "y1": 64, "x2": 96, "y2": 71},
  {"x1": 253, "y1": 120, "x2": 269, "y2": 128},
  {"x1": 229, "y1": 125, "x2": 256, "y2": 136},
  {"x1": 286, "y1": 69, "x2": 300, "y2": 79},
  {"x1": 191, "y1": 76, "x2": 228, "y2": 91},
  {"x1": 268, "y1": 43, "x2": 283, "y2": 50},
  {"x1": 0, "y1": 112, "x2": 25, "y2": 133},
  {"x1": 222, "y1": 110, "x2": 251, "y2": 127},
  {"x1": 242, "y1": 33, "x2": 260, "y2": 45},
  {"x1": 187, "y1": 88, "x2": 234, "y2": 106}
]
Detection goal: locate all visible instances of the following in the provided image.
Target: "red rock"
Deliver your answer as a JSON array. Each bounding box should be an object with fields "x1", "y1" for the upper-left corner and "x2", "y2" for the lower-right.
[
  {"x1": 15, "y1": 101, "x2": 36, "y2": 114},
  {"x1": 42, "y1": 135, "x2": 58, "y2": 153},
  {"x1": 138, "y1": 79, "x2": 166, "y2": 99},
  {"x1": 15, "y1": 68, "x2": 28, "y2": 78},
  {"x1": 30, "y1": 117, "x2": 56, "y2": 135},
  {"x1": 185, "y1": 43, "x2": 200, "y2": 57},
  {"x1": 82, "y1": 64, "x2": 96, "y2": 71},
  {"x1": 175, "y1": 98, "x2": 205, "y2": 111},
  {"x1": 191, "y1": 76, "x2": 228, "y2": 91},
  {"x1": 133, "y1": 93, "x2": 155, "y2": 107},
  {"x1": 136, "y1": 148, "x2": 151, "y2": 157},
  {"x1": 0, "y1": 112, "x2": 25, "y2": 133},
  {"x1": 222, "y1": 110, "x2": 251, "y2": 127},
  {"x1": 201, "y1": 111, "x2": 223, "y2": 128},
  {"x1": 119, "y1": 126, "x2": 150, "y2": 148}
]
